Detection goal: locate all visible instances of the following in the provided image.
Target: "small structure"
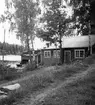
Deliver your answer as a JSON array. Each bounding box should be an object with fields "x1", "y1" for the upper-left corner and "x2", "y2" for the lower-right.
[
  {"x1": 21, "y1": 50, "x2": 42, "y2": 66},
  {"x1": 21, "y1": 35, "x2": 95, "y2": 65},
  {"x1": 41, "y1": 35, "x2": 95, "y2": 65}
]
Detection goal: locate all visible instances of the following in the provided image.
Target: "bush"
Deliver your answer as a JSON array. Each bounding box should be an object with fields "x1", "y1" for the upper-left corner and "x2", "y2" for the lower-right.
[
  {"x1": 0, "y1": 62, "x2": 19, "y2": 80},
  {"x1": 83, "y1": 54, "x2": 95, "y2": 65},
  {"x1": 24, "y1": 60, "x2": 37, "y2": 71}
]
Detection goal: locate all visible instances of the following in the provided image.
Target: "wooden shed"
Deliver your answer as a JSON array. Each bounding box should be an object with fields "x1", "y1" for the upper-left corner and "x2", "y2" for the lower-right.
[{"x1": 41, "y1": 35, "x2": 95, "y2": 65}]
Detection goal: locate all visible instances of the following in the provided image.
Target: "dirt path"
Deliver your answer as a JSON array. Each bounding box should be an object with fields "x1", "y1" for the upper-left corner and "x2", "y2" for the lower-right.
[
  {"x1": 12, "y1": 79, "x2": 62, "y2": 105},
  {"x1": 13, "y1": 65, "x2": 92, "y2": 105},
  {"x1": 0, "y1": 64, "x2": 91, "y2": 105}
]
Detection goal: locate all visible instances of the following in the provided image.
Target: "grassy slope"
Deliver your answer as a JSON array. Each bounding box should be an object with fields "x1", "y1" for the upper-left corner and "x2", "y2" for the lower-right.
[
  {"x1": 1, "y1": 55, "x2": 95, "y2": 105},
  {"x1": 35, "y1": 67, "x2": 95, "y2": 105},
  {"x1": 34, "y1": 55, "x2": 95, "y2": 105},
  {"x1": 8, "y1": 64, "x2": 90, "y2": 105}
]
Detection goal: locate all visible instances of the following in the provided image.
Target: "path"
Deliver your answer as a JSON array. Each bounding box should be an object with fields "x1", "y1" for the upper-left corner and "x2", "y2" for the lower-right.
[{"x1": 13, "y1": 65, "x2": 92, "y2": 105}]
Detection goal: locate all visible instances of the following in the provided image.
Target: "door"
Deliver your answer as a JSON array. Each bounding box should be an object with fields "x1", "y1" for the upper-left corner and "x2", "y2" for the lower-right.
[{"x1": 64, "y1": 51, "x2": 71, "y2": 63}]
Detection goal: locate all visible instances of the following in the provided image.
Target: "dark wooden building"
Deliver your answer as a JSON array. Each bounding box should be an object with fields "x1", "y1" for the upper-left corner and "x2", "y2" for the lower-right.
[
  {"x1": 41, "y1": 35, "x2": 95, "y2": 65},
  {"x1": 21, "y1": 35, "x2": 95, "y2": 66}
]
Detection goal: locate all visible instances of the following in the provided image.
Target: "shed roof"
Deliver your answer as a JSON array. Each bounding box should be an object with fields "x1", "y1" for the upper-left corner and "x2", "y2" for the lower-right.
[
  {"x1": 62, "y1": 35, "x2": 95, "y2": 48},
  {"x1": 45, "y1": 35, "x2": 95, "y2": 49}
]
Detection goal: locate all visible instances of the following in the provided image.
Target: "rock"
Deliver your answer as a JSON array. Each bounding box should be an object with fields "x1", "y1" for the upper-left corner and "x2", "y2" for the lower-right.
[{"x1": 2, "y1": 83, "x2": 20, "y2": 91}]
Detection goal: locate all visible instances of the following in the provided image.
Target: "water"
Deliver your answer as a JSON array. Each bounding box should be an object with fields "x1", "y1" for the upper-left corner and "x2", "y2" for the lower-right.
[
  {"x1": 0, "y1": 55, "x2": 21, "y2": 68},
  {"x1": 0, "y1": 55, "x2": 21, "y2": 61}
]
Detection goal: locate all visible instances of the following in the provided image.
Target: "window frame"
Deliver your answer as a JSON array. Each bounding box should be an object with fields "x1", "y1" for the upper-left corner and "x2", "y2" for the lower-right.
[
  {"x1": 44, "y1": 50, "x2": 51, "y2": 58},
  {"x1": 75, "y1": 49, "x2": 85, "y2": 58}
]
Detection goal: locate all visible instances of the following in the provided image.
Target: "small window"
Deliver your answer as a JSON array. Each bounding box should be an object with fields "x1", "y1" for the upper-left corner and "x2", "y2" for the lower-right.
[
  {"x1": 75, "y1": 49, "x2": 85, "y2": 58},
  {"x1": 44, "y1": 51, "x2": 51, "y2": 58},
  {"x1": 80, "y1": 51, "x2": 84, "y2": 57},
  {"x1": 53, "y1": 50, "x2": 60, "y2": 58},
  {"x1": 76, "y1": 51, "x2": 80, "y2": 58}
]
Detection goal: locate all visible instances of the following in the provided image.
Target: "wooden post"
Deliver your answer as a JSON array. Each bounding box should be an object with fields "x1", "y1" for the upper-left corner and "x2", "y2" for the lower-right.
[
  {"x1": 40, "y1": 50, "x2": 42, "y2": 65},
  {"x1": 36, "y1": 54, "x2": 38, "y2": 66},
  {"x1": 88, "y1": 0, "x2": 92, "y2": 55}
]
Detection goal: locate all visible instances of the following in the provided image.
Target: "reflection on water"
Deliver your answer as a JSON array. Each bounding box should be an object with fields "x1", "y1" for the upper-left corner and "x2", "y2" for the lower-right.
[{"x1": 0, "y1": 55, "x2": 21, "y2": 61}]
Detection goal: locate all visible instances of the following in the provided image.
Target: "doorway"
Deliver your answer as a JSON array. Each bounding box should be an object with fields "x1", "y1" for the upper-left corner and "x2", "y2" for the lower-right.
[{"x1": 64, "y1": 50, "x2": 71, "y2": 63}]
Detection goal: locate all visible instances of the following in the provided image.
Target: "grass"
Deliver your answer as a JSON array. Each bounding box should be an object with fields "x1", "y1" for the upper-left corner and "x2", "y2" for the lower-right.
[
  {"x1": 83, "y1": 54, "x2": 95, "y2": 65},
  {"x1": 0, "y1": 67, "x2": 56, "y2": 105},
  {"x1": 34, "y1": 65, "x2": 95, "y2": 105},
  {"x1": 0, "y1": 62, "x2": 20, "y2": 81},
  {"x1": 0, "y1": 58, "x2": 93, "y2": 105},
  {"x1": 53, "y1": 63, "x2": 88, "y2": 80}
]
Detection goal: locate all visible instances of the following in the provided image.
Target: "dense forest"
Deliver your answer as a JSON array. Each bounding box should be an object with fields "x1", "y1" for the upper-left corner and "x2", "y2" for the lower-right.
[{"x1": 0, "y1": 42, "x2": 24, "y2": 55}]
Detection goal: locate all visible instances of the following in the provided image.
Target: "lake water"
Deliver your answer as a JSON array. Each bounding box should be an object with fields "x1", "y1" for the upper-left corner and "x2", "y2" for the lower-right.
[
  {"x1": 0, "y1": 55, "x2": 21, "y2": 68},
  {"x1": 0, "y1": 55, "x2": 21, "y2": 61}
]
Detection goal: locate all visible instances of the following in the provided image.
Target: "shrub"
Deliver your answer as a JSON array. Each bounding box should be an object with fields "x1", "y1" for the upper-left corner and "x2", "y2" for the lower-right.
[
  {"x1": 83, "y1": 54, "x2": 95, "y2": 65},
  {"x1": 0, "y1": 62, "x2": 19, "y2": 80},
  {"x1": 24, "y1": 61, "x2": 37, "y2": 71}
]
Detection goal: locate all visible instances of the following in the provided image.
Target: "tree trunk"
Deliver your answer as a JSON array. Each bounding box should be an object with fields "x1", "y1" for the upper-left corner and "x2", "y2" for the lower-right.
[
  {"x1": 26, "y1": 34, "x2": 32, "y2": 63},
  {"x1": 59, "y1": 34, "x2": 62, "y2": 65},
  {"x1": 31, "y1": 36, "x2": 35, "y2": 61},
  {"x1": 59, "y1": 17, "x2": 62, "y2": 65},
  {"x1": 88, "y1": 0, "x2": 92, "y2": 55}
]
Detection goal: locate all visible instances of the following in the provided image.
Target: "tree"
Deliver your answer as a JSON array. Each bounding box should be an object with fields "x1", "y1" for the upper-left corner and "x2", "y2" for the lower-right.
[
  {"x1": 13, "y1": 0, "x2": 40, "y2": 62},
  {"x1": 36, "y1": 0, "x2": 73, "y2": 64},
  {"x1": 69, "y1": 0, "x2": 91, "y2": 35},
  {"x1": 3, "y1": 0, "x2": 39, "y2": 62},
  {"x1": 70, "y1": 0, "x2": 92, "y2": 55},
  {"x1": 0, "y1": 0, "x2": 18, "y2": 61}
]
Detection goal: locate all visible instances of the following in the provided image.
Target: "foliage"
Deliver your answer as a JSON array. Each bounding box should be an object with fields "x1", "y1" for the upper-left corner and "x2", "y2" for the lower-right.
[
  {"x1": 37, "y1": 0, "x2": 73, "y2": 43},
  {"x1": 36, "y1": 0, "x2": 73, "y2": 63},
  {"x1": 0, "y1": 0, "x2": 16, "y2": 32},
  {"x1": 0, "y1": 0, "x2": 41, "y2": 64},
  {"x1": 24, "y1": 61, "x2": 37, "y2": 71},
  {"x1": 12, "y1": 0, "x2": 39, "y2": 50},
  {"x1": 83, "y1": 54, "x2": 95, "y2": 65},
  {"x1": 0, "y1": 62, "x2": 19, "y2": 80},
  {"x1": 0, "y1": 42, "x2": 24, "y2": 55},
  {"x1": 0, "y1": 0, "x2": 40, "y2": 62},
  {"x1": 69, "y1": 0, "x2": 91, "y2": 35}
]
